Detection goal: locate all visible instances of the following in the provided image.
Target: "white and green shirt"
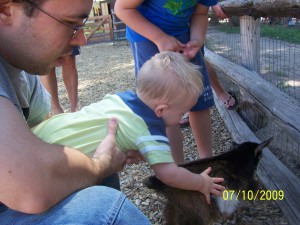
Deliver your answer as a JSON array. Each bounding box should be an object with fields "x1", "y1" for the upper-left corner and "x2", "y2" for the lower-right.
[{"x1": 32, "y1": 91, "x2": 173, "y2": 165}]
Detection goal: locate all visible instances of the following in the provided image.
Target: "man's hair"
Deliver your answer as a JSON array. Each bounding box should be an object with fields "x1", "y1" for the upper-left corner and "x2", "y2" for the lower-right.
[
  {"x1": 137, "y1": 51, "x2": 204, "y2": 103},
  {"x1": 12, "y1": 0, "x2": 45, "y2": 17}
]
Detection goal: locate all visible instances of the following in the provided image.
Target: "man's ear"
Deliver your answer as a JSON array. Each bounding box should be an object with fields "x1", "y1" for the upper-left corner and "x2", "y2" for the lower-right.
[
  {"x1": 154, "y1": 104, "x2": 168, "y2": 117},
  {"x1": 0, "y1": 1, "x2": 14, "y2": 25}
]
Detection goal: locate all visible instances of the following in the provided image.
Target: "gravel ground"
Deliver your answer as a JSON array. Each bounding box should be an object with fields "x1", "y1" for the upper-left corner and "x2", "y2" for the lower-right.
[{"x1": 55, "y1": 41, "x2": 289, "y2": 225}]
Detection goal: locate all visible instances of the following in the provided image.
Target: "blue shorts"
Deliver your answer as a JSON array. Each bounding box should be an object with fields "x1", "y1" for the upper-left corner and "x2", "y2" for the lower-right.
[
  {"x1": 71, "y1": 46, "x2": 81, "y2": 56},
  {"x1": 201, "y1": 45, "x2": 205, "y2": 56},
  {"x1": 130, "y1": 33, "x2": 214, "y2": 111}
]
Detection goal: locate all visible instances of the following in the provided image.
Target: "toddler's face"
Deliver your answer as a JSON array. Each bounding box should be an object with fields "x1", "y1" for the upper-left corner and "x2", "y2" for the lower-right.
[{"x1": 162, "y1": 93, "x2": 198, "y2": 126}]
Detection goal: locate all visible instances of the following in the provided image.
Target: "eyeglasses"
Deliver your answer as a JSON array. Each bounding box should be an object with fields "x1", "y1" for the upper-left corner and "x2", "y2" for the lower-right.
[{"x1": 24, "y1": 0, "x2": 88, "y2": 37}]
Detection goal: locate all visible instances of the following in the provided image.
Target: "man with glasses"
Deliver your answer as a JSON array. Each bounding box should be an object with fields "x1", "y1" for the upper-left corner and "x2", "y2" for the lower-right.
[{"x1": 0, "y1": 0, "x2": 150, "y2": 224}]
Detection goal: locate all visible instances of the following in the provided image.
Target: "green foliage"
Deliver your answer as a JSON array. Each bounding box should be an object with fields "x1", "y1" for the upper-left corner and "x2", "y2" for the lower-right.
[
  {"x1": 260, "y1": 24, "x2": 300, "y2": 44},
  {"x1": 216, "y1": 23, "x2": 300, "y2": 44},
  {"x1": 217, "y1": 23, "x2": 240, "y2": 34}
]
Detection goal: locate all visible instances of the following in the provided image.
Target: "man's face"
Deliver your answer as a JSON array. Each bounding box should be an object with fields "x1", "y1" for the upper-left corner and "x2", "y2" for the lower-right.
[{"x1": 0, "y1": 0, "x2": 93, "y2": 74}]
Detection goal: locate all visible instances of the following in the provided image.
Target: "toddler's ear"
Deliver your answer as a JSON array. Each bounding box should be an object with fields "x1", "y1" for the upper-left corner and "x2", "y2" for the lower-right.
[{"x1": 154, "y1": 104, "x2": 168, "y2": 117}]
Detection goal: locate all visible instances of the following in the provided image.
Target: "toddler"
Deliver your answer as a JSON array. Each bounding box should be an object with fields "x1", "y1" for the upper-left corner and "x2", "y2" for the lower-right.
[{"x1": 33, "y1": 52, "x2": 224, "y2": 203}]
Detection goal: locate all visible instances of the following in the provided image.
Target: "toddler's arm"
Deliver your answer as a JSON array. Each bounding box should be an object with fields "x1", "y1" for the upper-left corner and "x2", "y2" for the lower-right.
[{"x1": 151, "y1": 163, "x2": 225, "y2": 204}]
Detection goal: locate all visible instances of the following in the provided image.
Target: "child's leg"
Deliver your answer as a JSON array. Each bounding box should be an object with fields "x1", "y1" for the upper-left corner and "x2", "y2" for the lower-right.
[
  {"x1": 62, "y1": 55, "x2": 78, "y2": 112},
  {"x1": 205, "y1": 59, "x2": 236, "y2": 109},
  {"x1": 177, "y1": 34, "x2": 214, "y2": 159},
  {"x1": 189, "y1": 109, "x2": 212, "y2": 158},
  {"x1": 205, "y1": 59, "x2": 224, "y2": 98},
  {"x1": 188, "y1": 60, "x2": 214, "y2": 158},
  {"x1": 40, "y1": 68, "x2": 64, "y2": 115}
]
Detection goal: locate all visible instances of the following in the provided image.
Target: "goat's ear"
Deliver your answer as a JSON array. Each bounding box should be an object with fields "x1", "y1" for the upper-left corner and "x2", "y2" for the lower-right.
[{"x1": 255, "y1": 137, "x2": 273, "y2": 157}]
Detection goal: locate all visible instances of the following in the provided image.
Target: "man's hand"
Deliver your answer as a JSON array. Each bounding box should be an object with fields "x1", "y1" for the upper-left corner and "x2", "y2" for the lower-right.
[
  {"x1": 126, "y1": 151, "x2": 146, "y2": 164},
  {"x1": 93, "y1": 118, "x2": 126, "y2": 176},
  {"x1": 93, "y1": 118, "x2": 146, "y2": 177}
]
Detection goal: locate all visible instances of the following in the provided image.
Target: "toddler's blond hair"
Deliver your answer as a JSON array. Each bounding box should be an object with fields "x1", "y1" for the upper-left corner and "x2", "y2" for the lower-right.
[{"x1": 137, "y1": 51, "x2": 203, "y2": 103}]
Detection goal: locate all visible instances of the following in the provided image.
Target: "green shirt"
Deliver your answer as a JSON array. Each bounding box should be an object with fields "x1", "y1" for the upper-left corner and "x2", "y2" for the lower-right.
[{"x1": 32, "y1": 91, "x2": 173, "y2": 165}]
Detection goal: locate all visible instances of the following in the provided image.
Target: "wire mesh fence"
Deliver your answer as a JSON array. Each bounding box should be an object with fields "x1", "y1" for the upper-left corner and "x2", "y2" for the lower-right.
[
  {"x1": 260, "y1": 37, "x2": 300, "y2": 100},
  {"x1": 205, "y1": 18, "x2": 300, "y2": 178},
  {"x1": 205, "y1": 19, "x2": 300, "y2": 102}
]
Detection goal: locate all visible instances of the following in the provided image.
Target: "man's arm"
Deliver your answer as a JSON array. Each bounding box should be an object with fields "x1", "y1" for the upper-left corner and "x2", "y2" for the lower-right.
[{"x1": 0, "y1": 97, "x2": 125, "y2": 214}]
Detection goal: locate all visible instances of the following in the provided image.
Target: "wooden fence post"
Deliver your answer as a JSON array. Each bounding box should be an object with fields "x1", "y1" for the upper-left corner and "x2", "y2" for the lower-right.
[
  {"x1": 100, "y1": 1, "x2": 110, "y2": 35},
  {"x1": 240, "y1": 16, "x2": 260, "y2": 72}
]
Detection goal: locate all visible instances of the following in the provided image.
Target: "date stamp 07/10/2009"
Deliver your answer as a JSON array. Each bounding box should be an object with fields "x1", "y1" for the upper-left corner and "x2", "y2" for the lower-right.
[{"x1": 222, "y1": 190, "x2": 284, "y2": 201}]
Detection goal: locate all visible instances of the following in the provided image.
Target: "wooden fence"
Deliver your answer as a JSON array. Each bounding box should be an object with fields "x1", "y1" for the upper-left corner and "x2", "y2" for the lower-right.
[
  {"x1": 84, "y1": 14, "x2": 126, "y2": 43},
  {"x1": 85, "y1": 15, "x2": 113, "y2": 43},
  {"x1": 209, "y1": 0, "x2": 300, "y2": 224}
]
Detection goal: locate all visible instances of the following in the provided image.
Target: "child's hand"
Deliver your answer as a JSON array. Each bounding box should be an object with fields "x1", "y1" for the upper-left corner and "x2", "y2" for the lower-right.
[
  {"x1": 155, "y1": 34, "x2": 185, "y2": 53},
  {"x1": 182, "y1": 39, "x2": 202, "y2": 59},
  {"x1": 199, "y1": 167, "x2": 225, "y2": 204},
  {"x1": 212, "y1": 5, "x2": 228, "y2": 19}
]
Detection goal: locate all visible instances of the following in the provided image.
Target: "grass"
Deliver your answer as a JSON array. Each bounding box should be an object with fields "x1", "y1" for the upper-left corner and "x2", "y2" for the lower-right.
[
  {"x1": 217, "y1": 23, "x2": 300, "y2": 44},
  {"x1": 218, "y1": 23, "x2": 240, "y2": 34},
  {"x1": 260, "y1": 24, "x2": 300, "y2": 44}
]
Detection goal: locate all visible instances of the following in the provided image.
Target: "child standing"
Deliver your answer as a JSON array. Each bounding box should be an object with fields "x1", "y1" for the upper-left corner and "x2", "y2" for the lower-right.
[
  {"x1": 33, "y1": 52, "x2": 225, "y2": 203},
  {"x1": 115, "y1": 0, "x2": 219, "y2": 163}
]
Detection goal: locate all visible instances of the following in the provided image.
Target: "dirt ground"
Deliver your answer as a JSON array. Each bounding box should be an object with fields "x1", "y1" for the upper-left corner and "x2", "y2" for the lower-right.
[{"x1": 55, "y1": 41, "x2": 289, "y2": 225}]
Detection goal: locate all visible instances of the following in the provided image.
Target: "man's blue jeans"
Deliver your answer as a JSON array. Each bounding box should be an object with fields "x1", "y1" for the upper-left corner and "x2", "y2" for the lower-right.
[{"x1": 0, "y1": 186, "x2": 151, "y2": 225}]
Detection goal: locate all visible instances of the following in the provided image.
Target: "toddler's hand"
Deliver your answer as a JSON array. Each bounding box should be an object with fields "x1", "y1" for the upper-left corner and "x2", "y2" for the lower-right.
[{"x1": 199, "y1": 167, "x2": 225, "y2": 204}]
